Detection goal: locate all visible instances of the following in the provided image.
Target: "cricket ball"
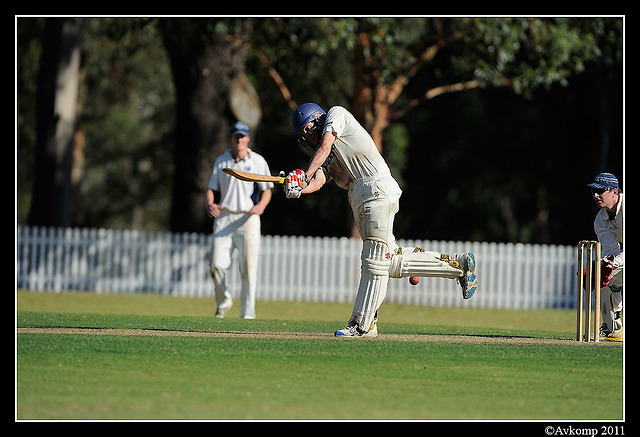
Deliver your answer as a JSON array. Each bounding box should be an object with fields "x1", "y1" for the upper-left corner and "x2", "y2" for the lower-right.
[{"x1": 409, "y1": 276, "x2": 420, "y2": 286}]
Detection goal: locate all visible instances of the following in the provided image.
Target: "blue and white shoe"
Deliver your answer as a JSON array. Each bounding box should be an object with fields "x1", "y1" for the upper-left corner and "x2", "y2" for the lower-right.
[
  {"x1": 456, "y1": 252, "x2": 477, "y2": 299},
  {"x1": 334, "y1": 314, "x2": 378, "y2": 338}
]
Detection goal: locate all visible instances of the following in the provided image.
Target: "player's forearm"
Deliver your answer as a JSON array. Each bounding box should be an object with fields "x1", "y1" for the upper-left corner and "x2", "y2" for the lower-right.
[
  {"x1": 302, "y1": 169, "x2": 326, "y2": 194},
  {"x1": 206, "y1": 189, "x2": 215, "y2": 206},
  {"x1": 597, "y1": 231, "x2": 622, "y2": 262},
  {"x1": 257, "y1": 188, "x2": 272, "y2": 208},
  {"x1": 206, "y1": 189, "x2": 221, "y2": 218},
  {"x1": 250, "y1": 188, "x2": 272, "y2": 215},
  {"x1": 306, "y1": 132, "x2": 334, "y2": 179}
]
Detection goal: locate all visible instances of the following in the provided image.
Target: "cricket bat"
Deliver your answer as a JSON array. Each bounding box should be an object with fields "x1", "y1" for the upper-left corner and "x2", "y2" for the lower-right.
[{"x1": 223, "y1": 168, "x2": 286, "y2": 184}]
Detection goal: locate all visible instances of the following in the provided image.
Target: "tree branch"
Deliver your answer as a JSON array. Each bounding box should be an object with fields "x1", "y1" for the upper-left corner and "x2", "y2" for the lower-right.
[
  {"x1": 385, "y1": 26, "x2": 468, "y2": 108},
  {"x1": 391, "y1": 80, "x2": 479, "y2": 120},
  {"x1": 252, "y1": 48, "x2": 297, "y2": 111}
]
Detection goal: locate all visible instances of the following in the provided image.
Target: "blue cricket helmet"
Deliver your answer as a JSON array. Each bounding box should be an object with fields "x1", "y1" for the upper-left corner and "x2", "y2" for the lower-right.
[{"x1": 291, "y1": 103, "x2": 326, "y2": 133}]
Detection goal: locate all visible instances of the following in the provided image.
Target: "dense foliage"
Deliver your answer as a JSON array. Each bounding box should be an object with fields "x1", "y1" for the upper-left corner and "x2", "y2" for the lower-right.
[{"x1": 16, "y1": 17, "x2": 623, "y2": 244}]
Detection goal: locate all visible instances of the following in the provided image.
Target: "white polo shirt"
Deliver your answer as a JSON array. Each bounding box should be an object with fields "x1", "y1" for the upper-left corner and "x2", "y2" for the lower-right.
[{"x1": 208, "y1": 149, "x2": 274, "y2": 213}]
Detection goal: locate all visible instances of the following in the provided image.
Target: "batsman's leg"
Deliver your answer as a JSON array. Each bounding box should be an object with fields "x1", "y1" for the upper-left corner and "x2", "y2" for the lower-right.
[
  {"x1": 337, "y1": 189, "x2": 399, "y2": 337},
  {"x1": 335, "y1": 238, "x2": 389, "y2": 337},
  {"x1": 389, "y1": 247, "x2": 462, "y2": 279},
  {"x1": 389, "y1": 248, "x2": 477, "y2": 299}
]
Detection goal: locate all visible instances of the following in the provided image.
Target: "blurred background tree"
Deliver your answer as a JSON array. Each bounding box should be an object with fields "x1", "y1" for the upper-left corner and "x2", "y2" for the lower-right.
[{"x1": 16, "y1": 17, "x2": 622, "y2": 244}]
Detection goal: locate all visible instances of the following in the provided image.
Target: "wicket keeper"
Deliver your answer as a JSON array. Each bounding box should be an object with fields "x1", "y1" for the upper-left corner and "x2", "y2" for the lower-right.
[{"x1": 587, "y1": 172, "x2": 623, "y2": 341}]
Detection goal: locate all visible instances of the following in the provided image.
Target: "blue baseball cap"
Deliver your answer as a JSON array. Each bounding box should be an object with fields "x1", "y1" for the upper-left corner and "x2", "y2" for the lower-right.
[
  {"x1": 230, "y1": 121, "x2": 250, "y2": 136},
  {"x1": 587, "y1": 172, "x2": 619, "y2": 190}
]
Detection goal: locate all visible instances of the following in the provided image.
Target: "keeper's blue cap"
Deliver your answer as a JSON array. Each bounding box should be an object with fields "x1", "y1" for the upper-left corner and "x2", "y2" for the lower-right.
[
  {"x1": 587, "y1": 173, "x2": 619, "y2": 190},
  {"x1": 230, "y1": 121, "x2": 250, "y2": 136}
]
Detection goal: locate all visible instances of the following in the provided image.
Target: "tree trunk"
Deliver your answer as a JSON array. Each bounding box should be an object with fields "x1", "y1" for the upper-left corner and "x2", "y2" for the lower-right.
[
  {"x1": 159, "y1": 19, "x2": 252, "y2": 233},
  {"x1": 28, "y1": 18, "x2": 81, "y2": 227}
]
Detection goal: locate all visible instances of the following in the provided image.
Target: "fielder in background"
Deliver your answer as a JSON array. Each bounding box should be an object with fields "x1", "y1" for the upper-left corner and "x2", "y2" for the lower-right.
[
  {"x1": 284, "y1": 103, "x2": 477, "y2": 338},
  {"x1": 587, "y1": 172, "x2": 624, "y2": 341},
  {"x1": 206, "y1": 121, "x2": 274, "y2": 319}
]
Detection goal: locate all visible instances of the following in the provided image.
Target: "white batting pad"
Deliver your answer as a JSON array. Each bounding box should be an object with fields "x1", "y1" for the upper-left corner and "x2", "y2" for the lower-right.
[
  {"x1": 389, "y1": 247, "x2": 463, "y2": 279},
  {"x1": 351, "y1": 238, "x2": 391, "y2": 332}
]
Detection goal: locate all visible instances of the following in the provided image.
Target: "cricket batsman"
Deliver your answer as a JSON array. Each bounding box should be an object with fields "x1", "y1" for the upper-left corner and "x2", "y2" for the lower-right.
[
  {"x1": 587, "y1": 172, "x2": 623, "y2": 341},
  {"x1": 283, "y1": 103, "x2": 478, "y2": 337}
]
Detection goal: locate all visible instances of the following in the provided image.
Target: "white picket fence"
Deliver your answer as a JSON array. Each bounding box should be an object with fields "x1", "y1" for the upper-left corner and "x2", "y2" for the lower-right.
[{"x1": 16, "y1": 226, "x2": 579, "y2": 310}]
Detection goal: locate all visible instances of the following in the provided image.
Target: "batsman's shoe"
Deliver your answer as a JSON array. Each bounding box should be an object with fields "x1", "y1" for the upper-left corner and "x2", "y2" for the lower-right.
[
  {"x1": 601, "y1": 327, "x2": 623, "y2": 342},
  {"x1": 455, "y1": 252, "x2": 477, "y2": 299},
  {"x1": 214, "y1": 299, "x2": 233, "y2": 318},
  {"x1": 334, "y1": 314, "x2": 378, "y2": 338}
]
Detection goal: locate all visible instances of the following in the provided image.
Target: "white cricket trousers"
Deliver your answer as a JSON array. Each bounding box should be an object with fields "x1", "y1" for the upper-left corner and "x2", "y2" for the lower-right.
[
  {"x1": 346, "y1": 174, "x2": 462, "y2": 331},
  {"x1": 348, "y1": 174, "x2": 402, "y2": 331},
  {"x1": 210, "y1": 211, "x2": 261, "y2": 319}
]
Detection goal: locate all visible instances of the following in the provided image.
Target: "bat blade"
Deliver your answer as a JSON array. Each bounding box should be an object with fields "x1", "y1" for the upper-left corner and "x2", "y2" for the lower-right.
[{"x1": 223, "y1": 168, "x2": 285, "y2": 184}]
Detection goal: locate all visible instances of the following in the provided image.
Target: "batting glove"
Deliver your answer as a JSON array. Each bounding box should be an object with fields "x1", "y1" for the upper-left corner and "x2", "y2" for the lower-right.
[{"x1": 284, "y1": 169, "x2": 308, "y2": 199}]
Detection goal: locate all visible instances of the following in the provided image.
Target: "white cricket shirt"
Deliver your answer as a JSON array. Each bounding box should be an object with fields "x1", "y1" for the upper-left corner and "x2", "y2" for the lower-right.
[
  {"x1": 322, "y1": 106, "x2": 393, "y2": 189},
  {"x1": 208, "y1": 149, "x2": 274, "y2": 213}
]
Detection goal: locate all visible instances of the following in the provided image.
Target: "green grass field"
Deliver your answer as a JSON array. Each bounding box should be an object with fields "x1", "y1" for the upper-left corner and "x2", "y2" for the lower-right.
[{"x1": 16, "y1": 291, "x2": 624, "y2": 421}]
